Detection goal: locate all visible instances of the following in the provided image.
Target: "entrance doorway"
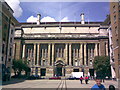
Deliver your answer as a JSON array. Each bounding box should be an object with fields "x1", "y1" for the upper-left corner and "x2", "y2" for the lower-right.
[
  {"x1": 73, "y1": 69, "x2": 79, "y2": 72},
  {"x1": 55, "y1": 64, "x2": 63, "y2": 76},
  {"x1": 56, "y1": 64, "x2": 62, "y2": 76},
  {"x1": 89, "y1": 69, "x2": 94, "y2": 76},
  {"x1": 54, "y1": 60, "x2": 65, "y2": 76},
  {"x1": 41, "y1": 68, "x2": 46, "y2": 76}
]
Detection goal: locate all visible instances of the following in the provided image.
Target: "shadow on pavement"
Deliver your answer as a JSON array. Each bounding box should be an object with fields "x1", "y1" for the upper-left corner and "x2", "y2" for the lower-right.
[{"x1": 2, "y1": 78, "x2": 26, "y2": 85}]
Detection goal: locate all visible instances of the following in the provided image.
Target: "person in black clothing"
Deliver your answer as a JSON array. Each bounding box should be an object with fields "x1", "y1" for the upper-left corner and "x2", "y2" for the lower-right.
[
  {"x1": 80, "y1": 76, "x2": 83, "y2": 84},
  {"x1": 85, "y1": 76, "x2": 89, "y2": 84}
]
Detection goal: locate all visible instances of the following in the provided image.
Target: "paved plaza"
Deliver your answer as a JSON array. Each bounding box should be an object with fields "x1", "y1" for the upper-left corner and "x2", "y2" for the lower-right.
[{"x1": 2, "y1": 79, "x2": 118, "y2": 89}]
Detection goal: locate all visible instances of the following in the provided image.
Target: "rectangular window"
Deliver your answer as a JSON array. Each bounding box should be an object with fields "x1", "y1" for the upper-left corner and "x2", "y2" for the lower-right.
[
  {"x1": 8, "y1": 59, "x2": 11, "y2": 62},
  {"x1": 2, "y1": 44, "x2": 4, "y2": 54},
  {"x1": 5, "y1": 16, "x2": 8, "y2": 21},
  {"x1": 114, "y1": 15, "x2": 116, "y2": 22},
  {"x1": 118, "y1": 54, "x2": 120, "y2": 60},
  {"x1": 11, "y1": 22, "x2": 14, "y2": 26},
  {"x1": 10, "y1": 38, "x2": 13, "y2": 43},
  {"x1": 11, "y1": 29, "x2": 13, "y2": 34},
  {"x1": 9, "y1": 48, "x2": 12, "y2": 56},
  {"x1": 73, "y1": 69, "x2": 79, "y2": 72},
  {"x1": 2, "y1": 57, "x2": 3, "y2": 61},
  {"x1": 115, "y1": 26, "x2": 118, "y2": 35},
  {"x1": 40, "y1": 68, "x2": 46, "y2": 76},
  {"x1": 116, "y1": 39, "x2": 119, "y2": 46},
  {"x1": 113, "y1": 5, "x2": 116, "y2": 13},
  {"x1": 4, "y1": 24, "x2": 7, "y2": 30},
  {"x1": 3, "y1": 13, "x2": 8, "y2": 22}
]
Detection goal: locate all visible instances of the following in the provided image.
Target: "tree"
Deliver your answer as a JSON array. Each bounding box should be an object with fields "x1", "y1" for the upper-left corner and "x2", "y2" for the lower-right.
[
  {"x1": 22, "y1": 61, "x2": 31, "y2": 76},
  {"x1": 93, "y1": 56, "x2": 111, "y2": 79},
  {"x1": 12, "y1": 59, "x2": 31, "y2": 76}
]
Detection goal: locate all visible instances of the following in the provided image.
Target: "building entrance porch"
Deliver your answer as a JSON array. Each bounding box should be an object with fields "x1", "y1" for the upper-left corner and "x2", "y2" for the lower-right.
[{"x1": 54, "y1": 60, "x2": 65, "y2": 77}]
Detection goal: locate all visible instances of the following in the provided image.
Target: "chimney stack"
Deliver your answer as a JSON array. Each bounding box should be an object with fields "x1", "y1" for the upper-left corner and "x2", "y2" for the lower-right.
[
  {"x1": 80, "y1": 13, "x2": 85, "y2": 24},
  {"x1": 37, "y1": 14, "x2": 41, "y2": 25}
]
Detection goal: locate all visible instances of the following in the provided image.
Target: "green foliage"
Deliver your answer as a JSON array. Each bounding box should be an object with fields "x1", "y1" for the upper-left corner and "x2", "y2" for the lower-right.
[
  {"x1": 93, "y1": 56, "x2": 111, "y2": 78},
  {"x1": 12, "y1": 59, "x2": 31, "y2": 76}
]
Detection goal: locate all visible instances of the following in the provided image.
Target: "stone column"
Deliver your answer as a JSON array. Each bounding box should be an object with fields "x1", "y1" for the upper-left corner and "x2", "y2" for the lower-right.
[
  {"x1": 80, "y1": 44, "x2": 83, "y2": 65},
  {"x1": 57, "y1": 49, "x2": 58, "y2": 58},
  {"x1": 58, "y1": 48, "x2": 60, "y2": 57},
  {"x1": 52, "y1": 44, "x2": 55, "y2": 66},
  {"x1": 73, "y1": 49, "x2": 75, "y2": 58},
  {"x1": 30, "y1": 49, "x2": 32, "y2": 58},
  {"x1": 64, "y1": 48, "x2": 65, "y2": 58},
  {"x1": 28, "y1": 49, "x2": 30, "y2": 58},
  {"x1": 61, "y1": 48, "x2": 62, "y2": 57},
  {"x1": 42, "y1": 49, "x2": 44, "y2": 58},
  {"x1": 65, "y1": 44, "x2": 68, "y2": 64},
  {"x1": 48, "y1": 44, "x2": 51, "y2": 66},
  {"x1": 22, "y1": 44, "x2": 26, "y2": 58},
  {"x1": 34, "y1": 44, "x2": 36, "y2": 65},
  {"x1": 94, "y1": 43, "x2": 98, "y2": 57},
  {"x1": 62, "y1": 68, "x2": 64, "y2": 76},
  {"x1": 69, "y1": 44, "x2": 72, "y2": 66},
  {"x1": 91, "y1": 48, "x2": 94, "y2": 58},
  {"x1": 88, "y1": 49, "x2": 90, "y2": 66},
  {"x1": 99, "y1": 43, "x2": 101, "y2": 56},
  {"x1": 77, "y1": 49, "x2": 79, "y2": 58},
  {"x1": 45, "y1": 49, "x2": 47, "y2": 58},
  {"x1": 84, "y1": 44, "x2": 86, "y2": 66},
  {"x1": 37, "y1": 44, "x2": 40, "y2": 65},
  {"x1": 106, "y1": 42, "x2": 108, "y2": 56}
]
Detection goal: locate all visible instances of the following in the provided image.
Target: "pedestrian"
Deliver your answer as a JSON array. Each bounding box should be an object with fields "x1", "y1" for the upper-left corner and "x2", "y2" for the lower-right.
[
  {"x1": 85, "y1": 76, "x2": 89, "y2": 84},
  {"x1": 109, "y1": 85, "x2": 115, "y2": 90},
  {"x1": 80, "y1": 76, "x2": 84, "y2": 84},
  {"x1": 91, "y1": 77, "x2": 106, "y2": 90}
]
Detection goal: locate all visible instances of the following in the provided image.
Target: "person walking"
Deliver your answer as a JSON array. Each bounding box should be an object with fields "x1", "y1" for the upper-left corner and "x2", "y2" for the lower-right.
[
  {"x1": 85, "y1": 76, "x2": 89, "y2": 84},
  {"x1": 91, "y1": 77, "x2": 106, "y2": 90},
  {"x1": 80, "y1": 76, "x2": 84, "y2": 84}
]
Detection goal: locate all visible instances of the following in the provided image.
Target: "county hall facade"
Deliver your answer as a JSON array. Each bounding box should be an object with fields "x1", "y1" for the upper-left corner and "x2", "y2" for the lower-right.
[{"x1": 13, "y1": 14, "x2": 109, "y2": 77}]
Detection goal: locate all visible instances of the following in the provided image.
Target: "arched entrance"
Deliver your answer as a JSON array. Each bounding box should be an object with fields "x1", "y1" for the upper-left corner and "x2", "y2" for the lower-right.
[
  {"x1": 54, "y1": 60, "x2": 65, "y2": 76},
  {"x1": 56, "y1": 64, "x2": 63, "y2": 76}
]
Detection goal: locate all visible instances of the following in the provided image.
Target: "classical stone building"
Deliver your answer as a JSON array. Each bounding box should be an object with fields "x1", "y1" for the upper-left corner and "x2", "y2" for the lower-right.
[
  {"x1": 14, "y1": 14, "x2": 109, "y2": 77},
  {"x1": 1, "y1": 1, "x2": 18, "y2": 80}
]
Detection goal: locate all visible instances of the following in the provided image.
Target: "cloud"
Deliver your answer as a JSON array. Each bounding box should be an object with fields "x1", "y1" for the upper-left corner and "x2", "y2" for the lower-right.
[
  {"x1": 27, "y1": 15, "x2": 70, "y2": 23},
  {"x1": 5, "y1": 0, "x2": 23, "y2": 18},
  {"x1": 27, "y1": 16, "x2": 69, "y2": 22},
  {"x1": 26, "y1": 16, "x2": 37, "y2": 22},
  {"x1": 27, "y1": 16, "x2": 56, "y2": 22},
  {"x1": 41, "y1": 16, "x2": 56, "y2": 22},
  {"x1": 60, "y1": 17, "x2": 69, "y2": 22}
]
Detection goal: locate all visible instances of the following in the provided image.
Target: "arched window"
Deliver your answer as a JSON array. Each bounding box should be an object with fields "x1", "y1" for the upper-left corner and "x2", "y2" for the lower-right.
[
  {"x1": 75, "y1": 60, "x2": 79, "y2": 66},
  {"x1": 43, "y1": 60, "x2": 45, "y2": 66}
]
